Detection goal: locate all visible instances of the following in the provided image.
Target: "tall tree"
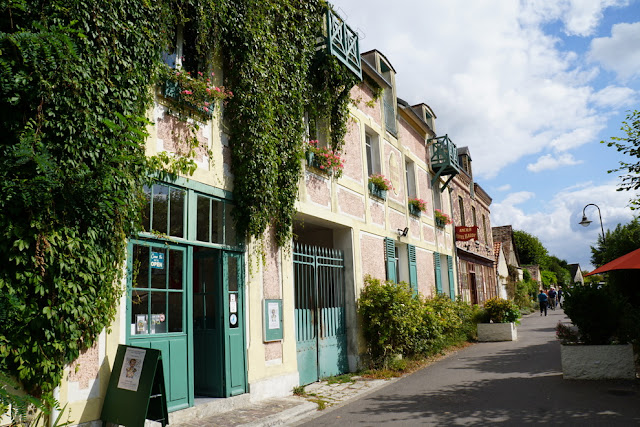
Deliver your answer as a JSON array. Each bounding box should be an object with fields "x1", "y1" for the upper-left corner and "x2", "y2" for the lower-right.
[
  {"x1": 590, "y1": 217, "x2": 640, "y2": 267},
  {"x1": 603, "y1": 109, "x2": 640, "y2": 208},
  {"x1": 513, "y1": 230, "x2": 549, "y2": 268}
]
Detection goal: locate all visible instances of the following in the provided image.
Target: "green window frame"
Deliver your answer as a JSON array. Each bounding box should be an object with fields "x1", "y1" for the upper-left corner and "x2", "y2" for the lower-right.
[
  {"x1": 130, "y1": 243, "x2": 186, "y2": 335},
  {"x1": 143, "y1": 183, "x2": 187, "y2": 238}
]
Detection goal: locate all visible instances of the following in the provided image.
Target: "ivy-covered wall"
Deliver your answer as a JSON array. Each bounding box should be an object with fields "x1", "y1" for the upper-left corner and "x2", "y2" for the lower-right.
[{"x1": 0, "y1": 0, "x2": 357, "y2": 399}]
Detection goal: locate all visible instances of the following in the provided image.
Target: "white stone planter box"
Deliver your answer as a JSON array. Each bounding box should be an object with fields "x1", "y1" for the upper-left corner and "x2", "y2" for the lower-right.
[
  {"x1": 477, "y1": 322, "x2": 517, "y2": 342},
  {"x1": 561, "y1": 344, "x2": 636, "y2": 380}
]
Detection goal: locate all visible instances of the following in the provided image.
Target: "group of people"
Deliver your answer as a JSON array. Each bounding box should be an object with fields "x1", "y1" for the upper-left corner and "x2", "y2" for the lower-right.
[{"x1": 537, "y1": 286, "x2": 563, "y2": 316}]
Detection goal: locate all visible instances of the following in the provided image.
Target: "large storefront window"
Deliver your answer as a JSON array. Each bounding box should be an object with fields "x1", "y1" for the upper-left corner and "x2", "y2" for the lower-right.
[{"x1": 131, "y1": 244, "x2": 185, "y2": 335}]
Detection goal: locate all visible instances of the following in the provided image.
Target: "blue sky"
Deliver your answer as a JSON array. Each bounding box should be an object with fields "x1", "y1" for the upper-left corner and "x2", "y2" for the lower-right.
[{"x1": 331, "y1": 0, "x2": 640, "y2": 270}]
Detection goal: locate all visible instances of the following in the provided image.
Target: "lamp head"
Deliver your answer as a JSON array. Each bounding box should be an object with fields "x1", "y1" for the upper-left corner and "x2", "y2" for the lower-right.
[
  {"x1": 579, "y1": 214, "x2": 592, "y2": 227},
  {"x1": 397, "y1": 227, "x2": 409, "y2": 237}
]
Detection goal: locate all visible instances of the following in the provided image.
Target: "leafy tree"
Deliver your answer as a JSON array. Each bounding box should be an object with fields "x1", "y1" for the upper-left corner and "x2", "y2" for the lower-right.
[
  {"x1": 541, "y1": 270, "x2": 557, "y2": 287},
  {"x1": 590, "y1": 217, "x2": 640, "y2": 267},
  {"x1": 603, "y1": 109, "x2": 640, "y2": 208},
  {"x1": 513, "y1": 230, "x2": 549, "y2": 268},
  {"x1": 547, "y1": 255, "x2": 570, "y2": 286}
]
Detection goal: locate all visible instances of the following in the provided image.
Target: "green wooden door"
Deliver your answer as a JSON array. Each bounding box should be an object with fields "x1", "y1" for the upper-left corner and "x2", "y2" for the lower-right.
[
  {"x1": 222, "y1": 252, "x2": 247, "y2": 396},
  {"x1": 193, "y1": 249, "x2": 224, "y2": 397},
  {"x1": 127, "y1": 241, "x2": 191, "y2": 412}
]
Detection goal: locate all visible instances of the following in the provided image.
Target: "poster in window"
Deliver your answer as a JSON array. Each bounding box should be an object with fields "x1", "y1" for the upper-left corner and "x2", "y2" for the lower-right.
[
  {"x1": 135, "y1": 314, "x2": 148, "y2": 335},
  {"x1": 117, "y1": 347, "x2": 147, "y2": 391}
]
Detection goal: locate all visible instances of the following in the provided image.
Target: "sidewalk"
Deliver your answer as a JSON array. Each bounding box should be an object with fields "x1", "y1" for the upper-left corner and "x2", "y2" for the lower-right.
[{"x1": 169, "y1": 307, "x2": 640, "y2": 426}]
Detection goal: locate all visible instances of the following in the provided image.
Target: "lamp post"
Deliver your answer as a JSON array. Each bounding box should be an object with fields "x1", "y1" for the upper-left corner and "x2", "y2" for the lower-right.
[{"x1": 579, "y1": 203, "x2": 606, "y2": 245}]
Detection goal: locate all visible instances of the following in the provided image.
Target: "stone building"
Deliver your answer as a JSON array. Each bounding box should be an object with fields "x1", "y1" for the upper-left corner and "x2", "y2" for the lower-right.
[{"x1": 449, "y1": 147, "x2": 497, "y2": 305}]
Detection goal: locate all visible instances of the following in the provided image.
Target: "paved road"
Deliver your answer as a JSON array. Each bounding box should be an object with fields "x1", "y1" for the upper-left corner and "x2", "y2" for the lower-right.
[{"x1": 299, "y1": 307, "x2": 640, "y2": 426}]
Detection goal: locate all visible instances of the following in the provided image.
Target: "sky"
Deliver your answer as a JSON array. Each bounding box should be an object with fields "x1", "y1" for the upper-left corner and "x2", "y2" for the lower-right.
[{"x1": 331, "y1": 0, "x2": 640, "y2": 270}]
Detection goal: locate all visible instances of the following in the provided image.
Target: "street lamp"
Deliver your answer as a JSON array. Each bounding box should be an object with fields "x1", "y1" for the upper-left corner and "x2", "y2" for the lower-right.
[{"x1": 579, "y1": 203, "x2": 606, "y2": 245}]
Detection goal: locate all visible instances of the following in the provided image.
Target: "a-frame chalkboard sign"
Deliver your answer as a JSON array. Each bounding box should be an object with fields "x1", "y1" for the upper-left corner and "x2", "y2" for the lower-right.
[{"x1": 101, "y1": 345, "x2": 169, "y2": 427}]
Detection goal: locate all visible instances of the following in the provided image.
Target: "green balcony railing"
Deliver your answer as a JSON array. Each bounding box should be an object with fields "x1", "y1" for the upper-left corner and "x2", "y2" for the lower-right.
[
  {"x1": 430, "y1": 134, "x2": 460, "y2": 191},
  {"x1": 324, "y1": 8, "x2": 362, "y2": 79}
]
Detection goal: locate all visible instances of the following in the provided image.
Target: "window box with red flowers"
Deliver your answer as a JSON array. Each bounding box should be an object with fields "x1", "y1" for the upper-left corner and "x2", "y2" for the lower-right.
[
  {"x1": 408, "y1": 197, "x2": 427, "y2": 217},
  {"x1": 368, "y1": 174, "x2": 392, "y2": 200},
  {"x1": 434, "y1": 209, "x2": 451, "y2": 228},
  {"x1": 305, "y1": 140, "x2": 344, "y2": 178},
  {"x1": 159, "y1": 65, "x2": 232, "y2": 120}
]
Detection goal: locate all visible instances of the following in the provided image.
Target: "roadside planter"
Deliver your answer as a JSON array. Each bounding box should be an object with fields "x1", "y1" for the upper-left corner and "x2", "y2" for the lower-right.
[
  {"x1": 560, "y1": 344, "x2": 635, "y2": 380},
  {"x1": 477, "y1": 297, "x2": 520, "y2": 342},
  {"x1": 477, "y1": 322, "x2": 517, "y2": 342}
]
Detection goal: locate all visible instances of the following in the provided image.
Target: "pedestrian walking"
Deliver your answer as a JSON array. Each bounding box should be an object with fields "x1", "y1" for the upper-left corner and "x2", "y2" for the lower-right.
[
  {"x1": 548, "y1": 287, "x2": 557, "y2": 310},
  {"x1": 538, "y1": 289, "x2": 548, "y2": 316},
  {"x1": 557, "y1": 286, "x2": 563, "y2": 307}
]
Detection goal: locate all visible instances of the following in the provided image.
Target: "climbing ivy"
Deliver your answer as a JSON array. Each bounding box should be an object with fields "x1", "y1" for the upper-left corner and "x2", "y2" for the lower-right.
[
  {"x1": 0, "y1": 0, "x2": 358, "y2": 398},
  {"x1": 214, "y1": 0, "x2": 358, "y2": 245}
]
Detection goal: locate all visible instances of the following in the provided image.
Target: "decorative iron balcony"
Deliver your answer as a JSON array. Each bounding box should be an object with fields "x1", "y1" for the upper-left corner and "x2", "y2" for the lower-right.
[
  {"x1": 384, "y1": 100, "x2": 397, "y2": 136},
  {"x1": 429, "y1": 134, "x2": 460, "y2": 191},
  {"x1": 324, "y1": 8, "x2": 362, "y2": 79}
]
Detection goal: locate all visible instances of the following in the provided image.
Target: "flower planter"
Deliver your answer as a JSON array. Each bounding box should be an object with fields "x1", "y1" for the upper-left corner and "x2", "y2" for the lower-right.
[
  {"x1": 305, "y1": 151, "x2": 331, "y2": 176},
  {"x1": 408, "y1": 204, "x2": 422, "y2": 217},
  {"x1": 161, "y1": 80, "x2": 214, "y2": 118},
  {"x1": 477, "y1": 322, "x2": 517, "y2": 342},
  {"x1": 560, "y1": 344, "x2": 635, "y2": 380},
  {"x1": 368, "y1": 181, "x2": 387, "y2": 200},
  {"x1": 435, "y1": 217, "x2": 446, "y2": 228}
]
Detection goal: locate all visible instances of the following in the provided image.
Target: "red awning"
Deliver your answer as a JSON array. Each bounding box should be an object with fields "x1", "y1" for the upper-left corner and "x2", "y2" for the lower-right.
[{"x1": 585, "y1": 248, "x2": 640, "y2": 276}]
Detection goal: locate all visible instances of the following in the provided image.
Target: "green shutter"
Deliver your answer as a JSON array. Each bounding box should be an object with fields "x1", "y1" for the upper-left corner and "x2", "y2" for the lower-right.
[
  {"x1": 434, "y1": 252, "x2": 442, "y2": 294},
  {"x1": 408, "y1": 244, "x2": 418, "y2": 296},
  {"x1": 447, "y1": 255, "x2": 456, "y2": 300},
  {"x1": 385, "y1": 238, "x2": 397, "y2": 283}
]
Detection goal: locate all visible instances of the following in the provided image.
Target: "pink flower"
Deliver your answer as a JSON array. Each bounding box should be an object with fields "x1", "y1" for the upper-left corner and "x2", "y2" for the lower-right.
[
  {"x1": 206, "y1": 88, "x2": 211, "y2": 93},
  {"x1": 204, "y1": 101, "x2": 210, "y2": 106},
  {"x1": 181, "y1": 90, "x2": 193, "y2": 95},
  {"x1": 198, "y1": 71, "x2": 203, "y2": 76},
  {"x1": 203, "y1": 106, "x2": 209, "y2": 112},
  {"x1": 211, "y1": 72, "x2": 215, "y2": 76},
  {"x1": 215, "y1": 87, "x2": 221, "y2": 92}
]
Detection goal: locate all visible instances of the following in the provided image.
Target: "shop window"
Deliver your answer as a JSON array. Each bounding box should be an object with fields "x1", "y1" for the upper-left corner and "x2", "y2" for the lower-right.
[
  {"x1": 131, "y1": 245, "x2": 184, "y2": 335},
  {"x1": 142, "y1": 184, "x2": 186, "y2": 238},
  {"x1": 196, "y1": 194, "x2": 236, "y2": 246}
]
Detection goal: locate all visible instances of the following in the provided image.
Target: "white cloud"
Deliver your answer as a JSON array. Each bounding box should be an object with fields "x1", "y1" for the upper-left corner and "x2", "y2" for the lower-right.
[
  {"x1": 492, "y1": 181, "x2": 636, "y2": 269},
  {"x1": 331, "y1": 0, "x2": 633, "y2": 179},
  {"x1": 589, "y1": 22, "x2": 640, "y2": 81},
  {"x1": 497, "y1": 184, "x2": 512, "y2": 192},
  {"x1": 527, "y1": 153, "x2": 583, "y2": 172},
  {"x1": 590, "y1": 85, "x2": 637, "y2": 108}
]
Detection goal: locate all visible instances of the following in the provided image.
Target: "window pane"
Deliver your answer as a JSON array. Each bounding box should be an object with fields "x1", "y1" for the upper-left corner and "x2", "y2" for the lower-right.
[
  {"x1": 150, "y1": 247, "x2": 167, "y2": 289},
  {"x1": 169, "y1": 188, "x2": 185, "y2": 238},
  {"x1": 224, "y1": 204, "x2": 237, "y2": 246},
  {"x1": 133, "y1": 245, "x2": 149, "y2": 288},
  {"x1": 152, "y1": 184, "x2": 169, "y2": 234},
  {"x1": 197, "y1": 196, "x2": 210, "y2": 242},
  {"x1": 211, "y1": 199, "x2": 223, "y2": 244},
  {"x1": 150, "y1": 292, "x2": 167, "y2": 334},
  {"x1": 142, "y1": 186, "x2": 151, "y2": 232},
  {"x1": 227, "y1": 256, "x2": 238, "y2": 291},
  {"x1": 132, "y1": 290, "x2": 149, "y2": 335},
  {"x1": 168, "y1": 293, "x2": 183, "y2": 333},
  {"x1": 168, "y1": 249, "x2": 183, "y2": 290}
]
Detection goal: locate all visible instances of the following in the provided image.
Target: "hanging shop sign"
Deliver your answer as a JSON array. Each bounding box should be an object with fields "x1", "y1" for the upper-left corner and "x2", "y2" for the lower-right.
[{"x1": 455, "y1": 226, "x2": 478, "y2": 241}]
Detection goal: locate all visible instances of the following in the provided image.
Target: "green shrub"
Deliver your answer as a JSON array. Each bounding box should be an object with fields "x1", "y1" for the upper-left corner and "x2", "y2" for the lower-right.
[
  {"x1": 358, "y1": 276, "x2": 422, "y2": 365},
  {"x1": 563, "y1": 284, "x2": 628, "y2": 345},
  {"x1": 481, "y1": 297, "x2": 520, "y2": 324},
  {"x1": 358, "y1": 276, "x2": 480, "y2": 368}
]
